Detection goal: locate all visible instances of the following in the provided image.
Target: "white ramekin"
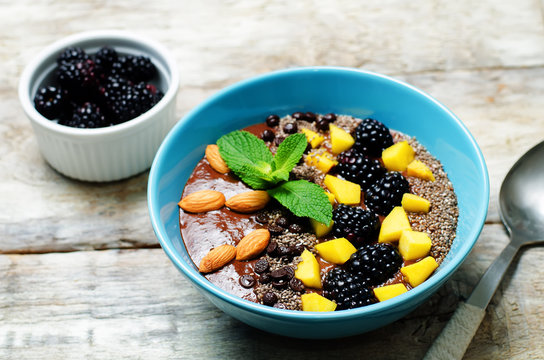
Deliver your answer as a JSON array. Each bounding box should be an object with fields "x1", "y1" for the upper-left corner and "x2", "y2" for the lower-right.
[{"x1": 18, "y1": 30, "x2": 180, "y2": 182}]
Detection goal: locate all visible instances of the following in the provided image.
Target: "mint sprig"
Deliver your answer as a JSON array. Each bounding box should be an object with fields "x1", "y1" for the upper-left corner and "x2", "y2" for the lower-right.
[{"x1": 217, "y1": 130, "x2": 332, "y2": 224}]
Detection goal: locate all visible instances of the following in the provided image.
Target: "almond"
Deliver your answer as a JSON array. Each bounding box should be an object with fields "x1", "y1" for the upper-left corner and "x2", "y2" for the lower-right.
[
  {"x1": 199, "y1": 244, "x2": 236, "y2": 273},
  {"x1": 226, "y1": 190, "x2": 271, "y2": 213},
  {"x1": 236, "y1": 228, "x2": 270, "y2": 260},
  {"x1": 205, "y1": 144, "x2": 229, "y2": 174},
  {"x1": 178, "y1": 189, "x2": 225, "y2": 213}
]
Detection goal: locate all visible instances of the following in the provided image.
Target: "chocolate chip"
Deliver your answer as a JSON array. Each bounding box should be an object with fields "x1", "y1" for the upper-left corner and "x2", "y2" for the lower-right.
[
  {"x1": 323, "y1": 113, "x2": 337, "y2": 122},
  {"x1": 266, "y1": 241, "x2": 278, "y2": 256},
  {"x1": 239, "y1": 275, "x2": 255, "y2": 288},
  {"x1": 270, "y1": 267, "x2": 287, "y2": 279},
  {"x1": 289, "y1": 278, "x2": 305, "y2": 292},
  {"x1": 292, "y1": 112, "x2": 305, "y2": 121},
  {"x1": 283, "y1": 122, "x2": 297, "y2": 134},
  {"x1": 266, "y1": 114, "x2": 279, "y2": 127},
  {"x1": 288, "y1": 223, "x2": 303, "y2": 233},
  {"x1": 262, "y1": 292, "x2": 278, "y2": 306},
  {"x1": 275, "y1": 216, "x2": 289, "y2": 228},
  {"x1": 254, "y1": 258, "x2": 269, "y2": 274},
  {"x1": 261, "y1": 129, "x2": 275, "y2": 142},
  {"x1": 259, "y1": 273, "x2": 272, "y2": 284},
  {"x1": 255, "y1": 212, "x2": 268, "y2": 224},
  {"x1": 305, "y1": 112, "x2": 317, "y2": 122},
  {"x1": 277, "y1": 246, "x2": 291, "y2": 257},
  {"x1": 289, "y1": 244, "x2": 304, "y2": 256},
  {"x1": 268, "y1": 224, "x2": 284, "y2": 234},
  {"x1": 272, "y1": 278, "x2": 288, "y2": 289},
  {"x1": 283, "y1": 266, "x2": 295, "y2": 280},
  {"x1": 316, "y1": 119, "x2": 329, "y2": 131},
  {"x1": 273, "y1": 303, "x2": 287, "y2": 309}
]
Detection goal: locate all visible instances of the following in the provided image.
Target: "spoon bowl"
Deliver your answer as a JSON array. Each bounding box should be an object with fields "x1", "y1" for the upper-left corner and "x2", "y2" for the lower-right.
[{"x1": 500, "y1": 141, "x2": 544, "y2": 242}]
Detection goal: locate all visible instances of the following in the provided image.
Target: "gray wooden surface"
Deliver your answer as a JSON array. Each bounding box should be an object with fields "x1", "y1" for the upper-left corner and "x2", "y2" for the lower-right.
[{"x1": 1, "y1": 1, "x2": 543, "y2": 359}]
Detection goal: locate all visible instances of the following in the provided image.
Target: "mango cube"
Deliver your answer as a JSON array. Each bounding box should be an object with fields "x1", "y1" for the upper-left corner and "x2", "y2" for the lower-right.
[
  {"x1": 315, "y1": 238, "x2": 357, "y2": 265},
  {"x1": 400, "y1": 256, "x2": 439, "y2": 287},
  {"x1": 324, "y1": 175, "x2": 361, "y2": 205},
  {"x1": 373, "y1": 283, "x2": 408, "y2": 302},
  {"x1": 329, "y1": 124, "x2": 355, "y2": 154},
  {"x1": 407, "y1": 160, "x2": 435, "y2": 181},
  {"x1": 401, "y1": 193, "x2": 430, "y2": 213},
  {"x1": 378, "y1": 206, "x2": 411, "y2": 243},
  {"x1": 382, "y1": 141, "x2": 415, "y2": 171},
  {"x1": 301, "y1": 293, "x2": 337, "y2": 312},
  {"x1": 295, "y1": 249, "x2": 322, "y2": 289},
  {"x1": 325, "y1": 191, "x2": 336, "y2": 205},
  {"x1": 310, "y1": 219, "x2": 334, "y2": 238},
  {"x1": 306, "y1": 152, "x2": 337, "y2": 173},
  {"x1": 398, "y1": 230, "x2": 432, "y2": 260},
  {"x1": 301, "y1": 128, "x2": 325, "y2": 148}
]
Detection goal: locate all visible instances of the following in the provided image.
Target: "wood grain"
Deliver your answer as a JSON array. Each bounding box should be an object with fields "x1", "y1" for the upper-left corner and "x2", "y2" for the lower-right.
[
  {"x1": 1, "y1": 0, "x2": 543, "y2": 358},
  {"x1": 0, "y1": 225, "x2": 542, "y2": 359},
  {"x1": 4, "y1": 66, "x2": 544, "y2": 252}
]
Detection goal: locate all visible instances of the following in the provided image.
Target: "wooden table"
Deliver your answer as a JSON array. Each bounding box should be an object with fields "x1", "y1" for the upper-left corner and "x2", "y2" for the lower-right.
[{"x1": 1, "y1": 1, "x2": 543, "y2": 358}]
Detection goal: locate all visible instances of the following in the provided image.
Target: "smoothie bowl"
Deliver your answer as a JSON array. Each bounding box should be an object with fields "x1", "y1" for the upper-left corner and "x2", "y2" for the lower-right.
[{"x1": 147, "y1": 67, "x2": 489, "y2": 338}]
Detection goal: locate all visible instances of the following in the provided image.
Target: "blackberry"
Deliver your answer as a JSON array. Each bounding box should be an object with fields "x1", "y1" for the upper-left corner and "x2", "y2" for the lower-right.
[
  {"x1": 56, "y1": 47, "x2": 89, "y2": 65},
  {"x1": 345, "y1": 243, "x2": 403, "y2": 286},
  {"x1": 94, "y1": 46, "x2": 119, "y2": 72},
  {"x1": 57, "y1": 59, "x2": 99, "y2": 92},
  {"x1": 59, "y1": 102, "x2": 110, "y2": 128},
  {"x1": 111, "y1": 55, "x2": 157, "y2": 81},
  {"x1": 33, "y1": 86, "x2": 67, "y2": 120},
  {"x1": 365, "y1": 172, "x2": 410, "y2": 215},
  {"x1": 354, "y1": 118, "x2": 394, "y2": 157},
  {"x1": 332, "y1": 204, "x2": 379, "y2": 247},
  {"x1": 323, "y1": 268, "x2": 376, "y2": 310},
  {"x1": 102, "y1": 77, "x2": 162, "y2": 123},
  {"x1": 336, "y1": 149, "x2": 385, "y2": 191}
]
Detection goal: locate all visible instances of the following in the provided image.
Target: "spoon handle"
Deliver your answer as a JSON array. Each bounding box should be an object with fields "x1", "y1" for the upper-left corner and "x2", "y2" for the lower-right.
[{"x1": 423, "y1": 240, "x2": 521, "y2": 360}]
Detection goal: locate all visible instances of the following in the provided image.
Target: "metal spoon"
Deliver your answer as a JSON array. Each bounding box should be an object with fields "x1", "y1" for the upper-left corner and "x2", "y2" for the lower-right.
[{"x1": 424, "y1": 140, "x2": 544, "y2": 360}]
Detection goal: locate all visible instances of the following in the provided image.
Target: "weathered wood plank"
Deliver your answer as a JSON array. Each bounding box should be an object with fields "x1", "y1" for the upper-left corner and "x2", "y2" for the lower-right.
[
  {"x1": 5, "y1": 0, "x2": 544, "y2": 89},
  {"x1": 4, "y1": 0, "x2": 544, "y2": 250},
  {"x1": 0, "y1": 225, "x2": 542, "y2": 359},
  {"x1": 4, "y1": 66, "x2": 544, "y2": 252},
  {"x1": 1, "y1": 1, "x2": 544, "y2": 357}
]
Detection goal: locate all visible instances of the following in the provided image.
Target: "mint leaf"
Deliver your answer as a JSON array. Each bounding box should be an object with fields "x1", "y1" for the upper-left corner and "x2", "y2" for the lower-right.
[
  {"x1": 267, "y1": 180, "x2": 333, "y2": 224},
  {"x1": 238, "y1": 164, "x2": 273, "y2": 189},
  {"x1": 217, "y1": 131, "x2": 274, "y2": 189},
  {"x1": 272, "y1": 133, "x2": 307, "y2": 175},
  {"x1": 270, "y1": 169, "x2": 290, "y2": 183}
]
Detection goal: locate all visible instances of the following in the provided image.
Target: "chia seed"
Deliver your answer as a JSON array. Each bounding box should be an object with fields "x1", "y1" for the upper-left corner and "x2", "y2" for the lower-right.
[
  {"x1": 291, "y1": 163, "x2": 325, "y2": 186},
  {"x1": 335, "y1": 115, "x2": 361, "y2": 133},
  {"x1": 254, "y1": 230, "x2": 318, "y2": 310},
  {"x1": 394, "y1": 132, "x2": 459, "y2": 265}
]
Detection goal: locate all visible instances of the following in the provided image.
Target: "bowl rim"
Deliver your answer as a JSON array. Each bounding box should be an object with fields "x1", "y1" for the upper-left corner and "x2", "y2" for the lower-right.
[
  {"x1": 148, "y1": 66, "x2": 489, "y2": 320},
  {"x1": 18, "y1": 29, "x2": 179, "y2": 138}
]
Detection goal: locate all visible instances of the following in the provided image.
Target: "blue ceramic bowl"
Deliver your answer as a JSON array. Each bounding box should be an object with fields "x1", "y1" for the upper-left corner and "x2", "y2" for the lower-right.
[{"x1": 148, "y1": 67, "x2": 489, "y2": 339}]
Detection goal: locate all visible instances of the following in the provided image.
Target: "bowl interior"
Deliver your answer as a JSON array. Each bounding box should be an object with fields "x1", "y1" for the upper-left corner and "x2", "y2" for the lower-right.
[{"x1": 148, "y1": 67, "x2": 489, "y2": 328}]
